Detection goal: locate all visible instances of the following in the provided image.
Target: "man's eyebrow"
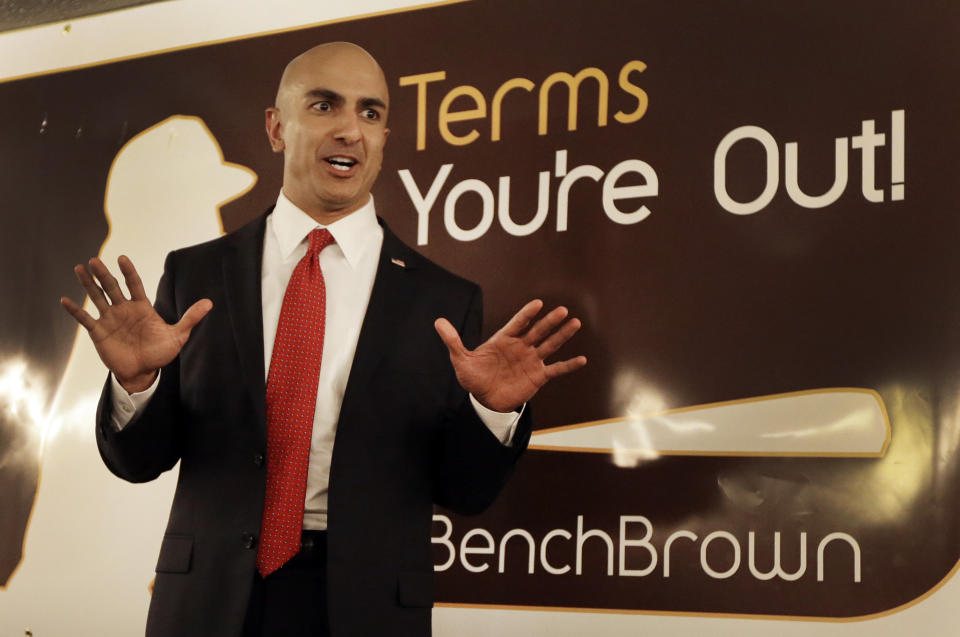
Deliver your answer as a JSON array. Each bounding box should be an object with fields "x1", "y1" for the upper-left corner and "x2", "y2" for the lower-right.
[
  {"x1": 305, "y1": 88, "x2": 343, "y2": 103},
  {"x1": 360, "y1": 97, "x2": 387, "y2": 110}
]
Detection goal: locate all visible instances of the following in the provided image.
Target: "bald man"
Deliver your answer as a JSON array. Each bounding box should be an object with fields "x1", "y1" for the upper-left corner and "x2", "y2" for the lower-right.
[{"x1": 63, "y1": 43, "x2": 585, "y2": 637}]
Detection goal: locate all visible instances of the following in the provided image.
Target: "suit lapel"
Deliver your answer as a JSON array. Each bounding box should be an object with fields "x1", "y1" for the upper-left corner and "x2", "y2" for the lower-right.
[
  {"x1": 339, "y1": 222, "x2": 419, "y2": 420},
  {"x1": 221, "y1": 213, "x2": 268, "y2": 436}
]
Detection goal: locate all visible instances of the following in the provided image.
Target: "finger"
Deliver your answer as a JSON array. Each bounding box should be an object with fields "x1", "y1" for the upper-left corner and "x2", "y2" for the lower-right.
[
  {"x1": 60, "y1": 296, "x2": 98, "y2": 332},
  {"x1": 73, "y1": 263, "x2": 110, "y2": 314},
  {"x1": 535, "y1": 317, "x2": 582, "y2": 359},
  {"x1": 434, "y1": 318, "x2": 468, "y2": 357},
  {"x1": 499, "y1": 299, "x2": 544, "y2": 338},
  {"x1": 118, "y1": 255, "x2": 149, "y2": 301},
  {"x1": 174, "y1": 299, "x2": 213, "y2": 338},
  {"x1": 88, "y1": 257, "x2": 127, "y2": 305},
  {"x1": 543, "y1": 355, "x2": 588, "y2": 381},
  {"x1": 523, "y1": 305, "x2": 569, "y2": 345}
]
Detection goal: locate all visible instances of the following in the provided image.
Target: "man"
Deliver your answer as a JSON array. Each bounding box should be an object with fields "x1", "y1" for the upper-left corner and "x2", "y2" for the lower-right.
[{"x1": 60, "y1": 43, "x2": 585, "y2": 637}]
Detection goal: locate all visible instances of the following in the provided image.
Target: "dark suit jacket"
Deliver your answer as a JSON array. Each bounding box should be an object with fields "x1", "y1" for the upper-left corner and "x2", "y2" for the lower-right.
[{"x1": 95, "y1": 212, "x2": 531, "y2": 637}]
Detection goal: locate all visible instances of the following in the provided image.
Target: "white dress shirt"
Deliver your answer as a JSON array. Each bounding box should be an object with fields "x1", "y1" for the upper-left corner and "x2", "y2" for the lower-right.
[{"x1": 111, "y1": 192, "x2": 518, "y2": 529}]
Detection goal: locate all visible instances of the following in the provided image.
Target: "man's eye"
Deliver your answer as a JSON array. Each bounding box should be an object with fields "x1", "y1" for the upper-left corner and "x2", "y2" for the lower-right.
[
  {"x1": 312, "y1": 101, "x2": 332, "y2": 112},
  {"x1": 362, "y1": 109, "x2": 380, "y2": 120}
]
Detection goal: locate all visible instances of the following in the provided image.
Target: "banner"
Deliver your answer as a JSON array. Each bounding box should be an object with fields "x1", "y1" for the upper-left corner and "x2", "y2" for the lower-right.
[{"x1": 1, "y1": 0, "x2": 958, "y2": 634}]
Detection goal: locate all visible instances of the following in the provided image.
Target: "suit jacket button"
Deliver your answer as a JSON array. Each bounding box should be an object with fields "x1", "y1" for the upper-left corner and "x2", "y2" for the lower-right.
[
  {"x1": 253, "y1": 453, "x2": 265, "y2": 467},
  {"x1": 242, "y1": 532, "x2": 257, "y2": 549}
]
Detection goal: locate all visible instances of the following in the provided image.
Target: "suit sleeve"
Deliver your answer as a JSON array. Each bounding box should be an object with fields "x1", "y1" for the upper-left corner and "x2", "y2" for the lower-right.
[
  {"x1": 432, "y1": 285, "x2": 532, "y2": 514},
  {"x1": 95, "y1": 252, "x2": 184, "y2": 483}
]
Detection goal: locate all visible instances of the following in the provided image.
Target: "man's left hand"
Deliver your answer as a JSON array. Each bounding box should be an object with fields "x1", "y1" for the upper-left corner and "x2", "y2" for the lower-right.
[{"x1": 434, "y1": 299, "x2": 587, "y2": 413}]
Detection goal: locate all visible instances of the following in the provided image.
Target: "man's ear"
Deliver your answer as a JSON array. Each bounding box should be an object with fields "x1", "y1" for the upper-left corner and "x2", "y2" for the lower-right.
[{"x1": 265, "y1": 107, "x2": 284, "y2": 152}]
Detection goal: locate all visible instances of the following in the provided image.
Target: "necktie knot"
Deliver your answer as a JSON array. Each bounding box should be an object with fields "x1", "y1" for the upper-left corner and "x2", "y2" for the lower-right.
[{"x1": 307, "y1": 228, "x2": 335, "y2": 257}]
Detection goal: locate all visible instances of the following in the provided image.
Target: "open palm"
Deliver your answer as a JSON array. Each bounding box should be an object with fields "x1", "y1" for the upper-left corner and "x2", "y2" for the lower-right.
[
  {"x1": 434, "y1": 300, "x2": 587, "y2": 413},
  {"x1": 60, "y1": 256, "x2": 211, "y2": 393}
]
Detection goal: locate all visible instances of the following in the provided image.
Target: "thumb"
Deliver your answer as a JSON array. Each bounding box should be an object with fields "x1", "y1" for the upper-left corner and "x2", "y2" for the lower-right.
[
  {"x1": 434, "y1": 317, "x2": 467, "y2": 358},
  {"x1": 175, "y1": 298, "x2": 213, "y2": 337}
]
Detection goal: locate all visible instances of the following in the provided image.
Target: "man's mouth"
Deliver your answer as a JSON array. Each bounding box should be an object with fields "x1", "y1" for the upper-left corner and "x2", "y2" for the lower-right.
[{"x1": 325, "y1": 156, "x2": 358, "y2": 172}]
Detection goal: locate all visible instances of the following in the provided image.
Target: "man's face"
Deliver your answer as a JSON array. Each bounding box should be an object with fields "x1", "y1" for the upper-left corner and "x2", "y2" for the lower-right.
[{"x1": 266, "y1": 46, "x2": 390, "y2": 219}]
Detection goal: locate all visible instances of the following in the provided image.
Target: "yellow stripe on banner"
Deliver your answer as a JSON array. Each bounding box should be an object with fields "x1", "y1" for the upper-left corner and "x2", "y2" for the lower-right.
[
  {"x1": 530, "y1": 388, "x2": 892, "y2": 458},
  {"x1": 435, "y1": 554, "x2": 960, "y2": 622}
]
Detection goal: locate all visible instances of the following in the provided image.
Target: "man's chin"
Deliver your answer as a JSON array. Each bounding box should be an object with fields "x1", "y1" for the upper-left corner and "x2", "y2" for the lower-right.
[{"x1": 315, "y1": 190, "x2": 370, "y2": 216}]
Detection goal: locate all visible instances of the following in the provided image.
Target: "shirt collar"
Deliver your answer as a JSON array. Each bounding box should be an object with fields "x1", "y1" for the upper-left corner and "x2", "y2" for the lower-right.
[{"x1": 271, "y1": 191, "x2": 380, "y2": 268}]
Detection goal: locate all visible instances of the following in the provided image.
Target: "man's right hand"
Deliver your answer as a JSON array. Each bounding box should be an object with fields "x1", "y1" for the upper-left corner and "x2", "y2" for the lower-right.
[{"x1": 60, "y1": 255, "x2": 212, "y2": 393}]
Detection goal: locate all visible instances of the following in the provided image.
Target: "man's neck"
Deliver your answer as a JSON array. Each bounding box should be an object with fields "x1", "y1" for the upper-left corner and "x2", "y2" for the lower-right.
[{"x1": 282, "y1": 190, "x2": 369, "y2": 226}]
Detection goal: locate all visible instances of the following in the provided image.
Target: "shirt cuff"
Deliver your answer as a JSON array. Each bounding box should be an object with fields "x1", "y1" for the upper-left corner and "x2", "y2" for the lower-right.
[
  {"x1": 109, "y1": 372, "x2": 160, "y2": 431},
  {"x1": 469, "y1": 394, "x2": 523, "y2": 446}
]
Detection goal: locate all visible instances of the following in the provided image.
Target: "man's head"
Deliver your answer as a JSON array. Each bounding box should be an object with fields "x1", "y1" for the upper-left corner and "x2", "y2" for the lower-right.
[{"x1": 266, "y1": 42, "x2": 390, "y2": 223}]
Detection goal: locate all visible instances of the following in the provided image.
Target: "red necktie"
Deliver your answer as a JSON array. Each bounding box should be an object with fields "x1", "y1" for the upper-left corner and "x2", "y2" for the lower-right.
[{"x1": 257, "y1": 227, "x2": 335, "y2": 576}]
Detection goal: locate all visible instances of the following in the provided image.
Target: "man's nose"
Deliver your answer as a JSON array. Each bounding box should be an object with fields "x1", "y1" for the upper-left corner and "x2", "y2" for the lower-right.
[{"x1": 333, "y1": 111, "x2": 362, "y2": 144}]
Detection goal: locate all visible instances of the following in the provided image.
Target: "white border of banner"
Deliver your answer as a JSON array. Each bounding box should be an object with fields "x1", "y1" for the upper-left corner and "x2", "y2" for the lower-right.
[
  {"x1": 2, "y1": 1, "x2": 958, "y2": 634},
  {"x1": 0, "y1": 0, "x2": 466, "y2": 83}
]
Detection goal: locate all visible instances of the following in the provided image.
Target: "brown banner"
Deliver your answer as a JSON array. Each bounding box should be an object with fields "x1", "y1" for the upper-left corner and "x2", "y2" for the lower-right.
[{"x1": 1, "y1": 0, "x2": 958, "y2": 623}]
